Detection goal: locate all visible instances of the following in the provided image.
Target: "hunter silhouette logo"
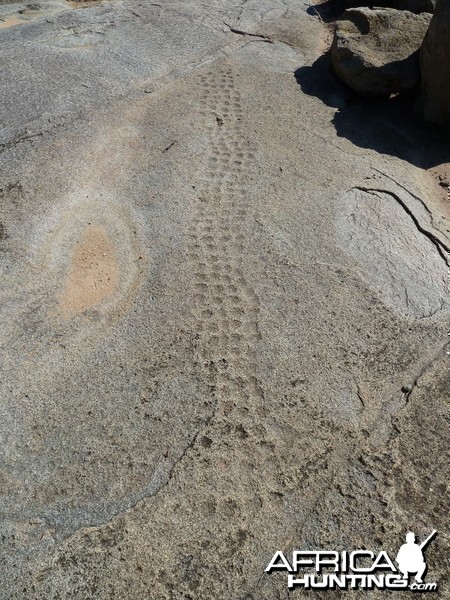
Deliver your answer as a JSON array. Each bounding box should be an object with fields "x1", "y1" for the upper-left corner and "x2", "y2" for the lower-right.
[
  {"x1": 266, "y1": 529, "x2": 438, "y2": 592},
  {"x1": 396, "y1": 530, "x2": 437, "y2": 586}
]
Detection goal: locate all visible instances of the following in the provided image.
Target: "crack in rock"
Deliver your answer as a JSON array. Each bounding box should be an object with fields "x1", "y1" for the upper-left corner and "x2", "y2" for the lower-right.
[
  {"x1": 51, "y1": 403, "x2": 219, "y2": 545},
  {"x1": 336, "y1": 185, "x2": 449, "y2": 318},
  {"x1": 354, "y1": 186, "x2": 449, "y2": 262},
  {"x1": 223, "y1": 20, "x2": 274, "y2": 42}
]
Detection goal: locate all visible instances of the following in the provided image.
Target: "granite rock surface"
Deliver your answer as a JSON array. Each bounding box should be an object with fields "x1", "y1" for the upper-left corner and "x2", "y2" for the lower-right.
[{"x1": 0, "y1": 0, "x2": 449, "y2": 598}]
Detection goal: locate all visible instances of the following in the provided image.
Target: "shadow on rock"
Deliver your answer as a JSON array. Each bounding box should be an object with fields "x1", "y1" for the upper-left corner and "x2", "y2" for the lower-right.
[
  {"x1": 306, "y1": 0, "x2": 346, "y2": 22},
  {"x1": 306, "y1": 0, "x2": 435, "y2": 21},
  {"x1": 294, "y1": 52, "x2": 353, "y2": 109},
  {"x1": 294, "y1": 52, "x2": 450, "y2": 169}
]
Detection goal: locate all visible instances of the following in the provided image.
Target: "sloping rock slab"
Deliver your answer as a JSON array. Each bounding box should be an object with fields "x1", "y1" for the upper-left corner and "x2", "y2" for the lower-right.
[
  {"x1": 335, "y1": 186, "x2": 449, "y2": 318},
  {"x1": 332, "y1": 8, "x2": 432, "y2": 96}
]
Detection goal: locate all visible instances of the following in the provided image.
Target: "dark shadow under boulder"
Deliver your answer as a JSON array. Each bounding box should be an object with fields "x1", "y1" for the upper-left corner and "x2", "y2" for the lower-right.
[{"x1": 421, "y1": 0, "x2": 450, "y2": 125}]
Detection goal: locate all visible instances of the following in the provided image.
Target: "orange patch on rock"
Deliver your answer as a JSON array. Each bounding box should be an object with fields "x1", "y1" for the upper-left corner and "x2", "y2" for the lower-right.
[
  {"x1": 0, "y1": 17, "x2": 24, "y2": 29},
  {"x1": 59, "y1": 225, "x2": 118, "y2": 317}
]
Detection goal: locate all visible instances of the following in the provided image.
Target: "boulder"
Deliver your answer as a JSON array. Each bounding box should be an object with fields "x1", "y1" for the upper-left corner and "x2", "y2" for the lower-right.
[
  {"x1": 331, "y1": 8, "x2": 432, "y2": 97},
  {"x1": 343, "y1": 0, "x2": 436, "y2": 14},
  {"x1": 421, "y1": 0, "x2": 450, "y2": 124}
]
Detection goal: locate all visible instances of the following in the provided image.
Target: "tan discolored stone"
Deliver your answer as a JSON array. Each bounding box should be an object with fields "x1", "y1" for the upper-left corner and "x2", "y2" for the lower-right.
[
  {"x1": 58, "y1": 225, "x2": 118, "y2": 317},
  {"x1": 0, "y1": 17, "x2": 24, "y2": 29}
]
